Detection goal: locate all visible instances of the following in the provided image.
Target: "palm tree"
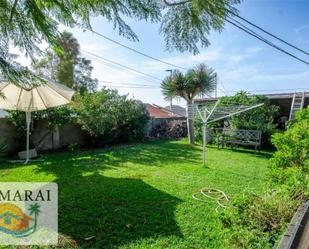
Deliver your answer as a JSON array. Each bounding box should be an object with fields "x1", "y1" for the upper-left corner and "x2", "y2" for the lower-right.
[
  {"x1": 161, "y1": 64, "x2": 217, "y2": 144},
  {"x1": 28, "y1": 203, "x2": 41, "y2": 231}
]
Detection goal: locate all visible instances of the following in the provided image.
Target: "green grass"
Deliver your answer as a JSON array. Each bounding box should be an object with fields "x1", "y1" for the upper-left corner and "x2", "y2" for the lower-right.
[{"x1": 0, "y1": 140, "x2": 271, "y2": 248}]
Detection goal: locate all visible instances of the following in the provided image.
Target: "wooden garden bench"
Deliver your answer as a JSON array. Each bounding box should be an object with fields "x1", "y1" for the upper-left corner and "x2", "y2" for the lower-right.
[{"x1": 218, "y1": 128, "x2": 262, "y2": 152}]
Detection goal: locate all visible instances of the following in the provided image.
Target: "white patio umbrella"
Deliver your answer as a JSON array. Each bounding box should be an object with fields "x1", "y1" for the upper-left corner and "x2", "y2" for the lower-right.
[{"x1": 0, "y1": 79, "x2": 75, "y2": 163}]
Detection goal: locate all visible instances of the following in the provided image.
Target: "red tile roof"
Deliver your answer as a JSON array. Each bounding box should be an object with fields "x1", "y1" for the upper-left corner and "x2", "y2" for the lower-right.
[{"x1": 144, "y1": 104, "x2": 182, "y2": 118}]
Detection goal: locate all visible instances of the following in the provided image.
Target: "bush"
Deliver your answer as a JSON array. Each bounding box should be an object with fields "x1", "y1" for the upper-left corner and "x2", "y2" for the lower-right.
[
  {"x1": 74, "y1": 89, "x2": 149, "y2": 144},
  {"x1": 6, "y1": 111, "x2": 26, "y2": 136},
  {"x1": 35, "y1": 106, "x2": 76, "y2": 131},
  {"x1": 270, "y1": 107, "x2": 309, "y2": 173},
  {"x1": 150, "y1": 121, "x2": 187, "y2": 139},
  {"x1": 219, "y1": 107, "x2": 309, "y2": 248},
  {"x1": 68, "y1": 143, "x2": 79, "y2": 152},
  {"x1": 7, "y1": 89, "x2": 150, "y2": 148},
  {"x1": 220, "y1": 187, "x2": 304, "y2": 249},
  {"x1": 221, "y1": 92, "x2": 279, "y2": 139},
  {"x1": 7, "y1": 105, "x2": 75, "y2": 136}
]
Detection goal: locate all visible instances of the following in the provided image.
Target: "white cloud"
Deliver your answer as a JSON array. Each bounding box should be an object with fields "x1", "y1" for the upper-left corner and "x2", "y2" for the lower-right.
[
  {"x1": 295, "y1": 24, "x2": 309, "y2": 33},
  {"x1": 141, "y1": 45, "x2": 263, "y2": 73}
]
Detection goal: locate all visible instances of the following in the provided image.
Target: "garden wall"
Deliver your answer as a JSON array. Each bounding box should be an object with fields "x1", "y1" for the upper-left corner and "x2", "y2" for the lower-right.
[
  {"x1": 0, "y1": 118, "x2": 23, "y2": 153},
  {"x1": 0, "y1": 118, "x2": 88, "y2": 153}
]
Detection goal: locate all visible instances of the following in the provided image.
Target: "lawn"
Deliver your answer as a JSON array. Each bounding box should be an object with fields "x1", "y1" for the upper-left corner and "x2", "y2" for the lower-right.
[{"x1": 0, "y1": 140, "x2": 271, "y2": 248}]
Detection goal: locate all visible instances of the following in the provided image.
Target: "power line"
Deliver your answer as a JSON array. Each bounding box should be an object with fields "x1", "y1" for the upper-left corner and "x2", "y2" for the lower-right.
[
  {"x1": 103, "y1": 85, "x2": 158, "y2": 89},
  {"x1": 84, "y1": 9, "x2": 309, "y2": 68},
  {"x1": 206, "y1": 5, "x2": 309, "y2": 66},
  {"x1": 84, "y1": 55, "x2": 161, "y2": 84},
  {"x1": 84, "y1": 28, "x2": 187, "y2": 70},
  {"x1": 226, "y1": 18, "x2": 309, "y2": 66},
  {"x1": 228, "y1": 12, "x2": 309, "y2": 56},
  {"x1": 81, "y1": 49, "x2": 163, "y2": 82},
  {"x1": 98, "y1": 80, "x2": 159, "y2": 87}
]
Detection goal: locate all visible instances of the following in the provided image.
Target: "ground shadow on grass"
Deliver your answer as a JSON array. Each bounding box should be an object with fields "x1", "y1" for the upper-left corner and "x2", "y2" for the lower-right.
[
  {"x1": 30, "y1": 140, "x2": 186, "y2": 248},
  {"x1": 208, "y1": 145, "x2": 273, "y2": 159},
  {"x1": 53, "y1": 173, "x2": 181, "y2": 248},
  {"x1": 36, "y1": 139, "x2": 202, "y2": 169}
]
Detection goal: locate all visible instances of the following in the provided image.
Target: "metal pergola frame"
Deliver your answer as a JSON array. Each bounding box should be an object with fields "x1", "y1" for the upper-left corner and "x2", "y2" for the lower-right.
[{"x1": 189, "y1": 100, "x2": 264, "y2": 165}]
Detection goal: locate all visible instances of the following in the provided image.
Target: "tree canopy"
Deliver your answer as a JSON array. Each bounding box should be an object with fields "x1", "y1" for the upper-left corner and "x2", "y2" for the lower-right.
[
  {"x1": 0, "y1": 0, "x2": 240, "y2": 84},
  {"x1": 32, "y1": 31, "x2": 98, "y2": 94},
  {"x1": 220, "y1": 91, "x2": 279, "y2": 135},
  {"x1": 161, "y1": 63, "x2": 217, "y2": 102}
]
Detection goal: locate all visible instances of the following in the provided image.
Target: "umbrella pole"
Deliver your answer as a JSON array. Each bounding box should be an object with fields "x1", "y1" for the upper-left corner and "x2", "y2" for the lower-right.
[{"x1": 25, "y1": 112, "x2": 31, "y2": 164}]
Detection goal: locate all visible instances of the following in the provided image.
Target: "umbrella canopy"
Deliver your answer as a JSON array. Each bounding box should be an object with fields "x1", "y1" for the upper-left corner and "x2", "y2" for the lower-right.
[
  {"x1": 0, "y1": 79, "x2": 75, "y2": 163},
  {"x1": 0, "y1": 80, "x2": 75, "y2": 112}
]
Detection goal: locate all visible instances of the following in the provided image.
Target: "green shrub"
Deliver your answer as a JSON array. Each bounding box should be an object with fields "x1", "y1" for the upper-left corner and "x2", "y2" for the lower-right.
[
  {"x1": 7, "y1": 89, "x2": 150, "y2": 147},
  {"x1": 74, "y1": 89, "x2": 149, "y2": 143},
  {"x1": 35, "y1": 105, "x2": 76, "y2": 131},
  {"x1": 7, "y1": 105, "x2": 75, "y2": 136},
  {"x1": 270, "y1": 107, "x2": 309, "y2": 173},
  {"x1": 220, "y1": 108, "x2": 309, "y2": 248},
  {"x1": 220, "y1": 186, "x2": 304, "y2": 248},
  {"x1": 221, "y1": 91, "x2": 279, "y2": 136},
  {"x1": 68, "y1": 143, "x2": 79, "y2": 152},
  {"x1": 6, "y1": 111, "x2": 26, "y2": 136}
]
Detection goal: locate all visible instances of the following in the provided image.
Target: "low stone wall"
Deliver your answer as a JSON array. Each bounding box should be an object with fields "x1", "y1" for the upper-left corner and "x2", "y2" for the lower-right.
[{"x1": 0, "y1": 118, "x2": 88, "y2": 153}]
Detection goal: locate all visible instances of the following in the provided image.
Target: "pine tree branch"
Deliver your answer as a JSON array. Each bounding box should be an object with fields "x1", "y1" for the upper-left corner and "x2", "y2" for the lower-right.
[
  {"x1": 9, "y1": 0, "x2": 19, "y2": 22},
  {"x1": 162, "y1": 0, "x2": 190, "y2": 7}
]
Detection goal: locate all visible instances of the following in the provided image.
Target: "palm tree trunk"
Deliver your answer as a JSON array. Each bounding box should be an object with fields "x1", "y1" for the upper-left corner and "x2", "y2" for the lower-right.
[{"x1": 186, "y1": 101, "x2": 195, "y2": 144}]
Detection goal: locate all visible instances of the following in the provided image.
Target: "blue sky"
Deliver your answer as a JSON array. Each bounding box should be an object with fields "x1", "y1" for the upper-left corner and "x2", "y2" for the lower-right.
[{"x1": 16, "y1": 0, "x2": 309, "y2": 107}]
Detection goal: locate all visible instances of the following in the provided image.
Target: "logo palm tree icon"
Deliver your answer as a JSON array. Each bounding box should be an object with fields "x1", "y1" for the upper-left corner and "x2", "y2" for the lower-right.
[{"x1": 28, "y1": 203, "x2": 41, "y2": 231}]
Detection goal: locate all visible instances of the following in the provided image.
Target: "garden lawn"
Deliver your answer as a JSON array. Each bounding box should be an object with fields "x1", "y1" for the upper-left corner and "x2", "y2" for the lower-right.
[{"x1": 0, "y1": 140, "x2": 271, "y2": 249}]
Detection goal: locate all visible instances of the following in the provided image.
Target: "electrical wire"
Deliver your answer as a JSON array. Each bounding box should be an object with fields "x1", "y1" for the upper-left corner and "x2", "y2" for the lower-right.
[
  {"x1": 103, "y1": 85, "x2": 158, "y2": 89},
  {"x1": 98, "y1": 80, "x2": 159, "y2": 87},
  {"x1": 84, "y1": 28, "x2": 187, "y2": 70},
  {"x1": 225, "y1": 18, "x2": 309, "y2": 66},
  {"x1": 84, "y1": 55, "x2": 162, "y2": 84},
  {"x1": 81, "y1": 49, "x2": 163, "y2": 82},
  {"x1": 228, "y1": 12, "x2": 309, "y2": 56}
]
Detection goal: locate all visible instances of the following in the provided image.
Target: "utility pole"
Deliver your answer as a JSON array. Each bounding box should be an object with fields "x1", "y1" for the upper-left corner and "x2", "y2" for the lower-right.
[{"x1": 165, "y1": 69, "x2": 174, "y2": 110}]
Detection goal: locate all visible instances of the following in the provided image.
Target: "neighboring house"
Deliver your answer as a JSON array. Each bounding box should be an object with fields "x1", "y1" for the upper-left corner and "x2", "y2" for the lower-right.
[
  {"x1": 144, "y1": 103, "x2": 186, "y2": 136},
  {"x1": 144, "y1": 104, "x2": 184, "y2": 119},
  {"x1": 194, "y1": 91, "x2": 309, "y2": 127},
  {"x1": 264, "y1": 92, "x2": 308, "y2": 120},
  {"x1": 164, "y1": 105, "x2": 187, "y2": 117}
]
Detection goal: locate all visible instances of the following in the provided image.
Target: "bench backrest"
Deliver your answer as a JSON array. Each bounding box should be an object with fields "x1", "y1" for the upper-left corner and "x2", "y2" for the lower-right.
[{"x1": 222, "y1": 128, "x2": 261, "y2": 143}]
